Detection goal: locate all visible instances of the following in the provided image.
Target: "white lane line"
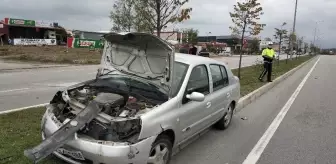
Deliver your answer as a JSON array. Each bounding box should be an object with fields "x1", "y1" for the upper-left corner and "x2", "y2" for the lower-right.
[
  {"x1": 242, "y1": 57, "x2": 320, "y2": 164},
  {"x1": 0, "y1": 88, "x2": 30, "y2": 93},
  {"x1": 46, "y1": 82, "x2": 79, "y2": 87},
  {"x1": 0, "y1": 103, "x2": 49, "y2": 115}
]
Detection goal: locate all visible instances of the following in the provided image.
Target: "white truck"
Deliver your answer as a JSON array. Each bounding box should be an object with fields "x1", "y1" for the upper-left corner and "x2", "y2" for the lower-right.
[{"x1": 219, "y1": 47, "x2": 232, "y2": 56}]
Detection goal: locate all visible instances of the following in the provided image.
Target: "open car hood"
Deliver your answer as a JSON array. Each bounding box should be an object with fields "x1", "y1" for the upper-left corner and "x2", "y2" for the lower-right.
[{"x1": 100, "y1": 32, "x2": 175, "y2": 93}]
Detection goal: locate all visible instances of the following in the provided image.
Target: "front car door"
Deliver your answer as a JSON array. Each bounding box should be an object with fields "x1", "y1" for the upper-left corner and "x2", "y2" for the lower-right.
[{"x1": 178, "y1": 64, "x2": 212, "y2": 141}]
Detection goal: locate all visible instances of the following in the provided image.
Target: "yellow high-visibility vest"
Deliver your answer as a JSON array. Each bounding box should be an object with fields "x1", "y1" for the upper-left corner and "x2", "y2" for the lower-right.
[{"x1": 262, "y1": 48, "x2": 275, "y2": 58}]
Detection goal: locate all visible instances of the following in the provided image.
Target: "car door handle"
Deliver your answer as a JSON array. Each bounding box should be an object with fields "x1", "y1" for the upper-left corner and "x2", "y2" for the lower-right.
[
  {"x1": 206, "y1": 102, "x2": 211, "y2": 108},
  {"x1": 182, "y1": 127, "x2": 191, "y2": 132}
]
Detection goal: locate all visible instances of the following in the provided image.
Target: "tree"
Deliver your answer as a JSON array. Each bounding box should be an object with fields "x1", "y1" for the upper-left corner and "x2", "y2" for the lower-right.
[
  {"x1": 310, "y1": 43, "x2": 319, "y2": 54},
  {"x1": 109, "y1": 0, "x2": 135, "y2": 32},
  {"x1": 264, "y1": 37, "x2": 272, "y2": 41},
  {"x1": 182, "y1": 28, "x2": 198, "y2": 44},
  {"x1": 133, "y1": 0, "x2": 192, "y2": 37},
  {"x1": 273, "y1": 22, "x2": 288, "y2": 64},
  {"x1": 288, "y1": 32, "x2": 297, "y2": 59},
  {"x1": 304, "y1": 42, "x2": 309, "y2": 53},
  {"x1": 248, "y1": 37, "x2": 260, "y2": 53},
  {"x1": 229, "y1": 0, "x2": 264, "y2": 79},
  {"x1": 296, "y1": 37, "x2": 303, "y2": 53}
]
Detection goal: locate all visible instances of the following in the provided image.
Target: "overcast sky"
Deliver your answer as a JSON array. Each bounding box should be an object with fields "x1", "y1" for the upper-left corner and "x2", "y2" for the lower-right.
[{"x1": 0, "y1": 0, "x2": 334, "y2": 48}]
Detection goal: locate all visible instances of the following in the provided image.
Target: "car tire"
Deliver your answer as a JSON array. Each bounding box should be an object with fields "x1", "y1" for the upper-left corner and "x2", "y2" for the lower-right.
[
  {"x1": 214, "y1": 103, "x2": 234, "y2": 130},
  {"x1": 147, "y1": 135, "x2": 173, "y2": 164}
]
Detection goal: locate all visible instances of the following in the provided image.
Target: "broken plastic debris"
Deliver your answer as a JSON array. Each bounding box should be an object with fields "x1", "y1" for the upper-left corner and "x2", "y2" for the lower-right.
[
  {"x1": 70, "y1": 120, "x2": 78, "y2": 127},
  {"x1": 241, "y1": 117, "x2": 248, "y2": 120}
]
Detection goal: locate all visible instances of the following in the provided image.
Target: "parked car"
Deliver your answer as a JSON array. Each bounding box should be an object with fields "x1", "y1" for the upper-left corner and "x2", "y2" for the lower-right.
[
  {"x1": 198, "y1": 48, "x2": 210, "y2": 57},
  {"x1": 24, "y1": 32, "x2": 240, "y2": 164}
]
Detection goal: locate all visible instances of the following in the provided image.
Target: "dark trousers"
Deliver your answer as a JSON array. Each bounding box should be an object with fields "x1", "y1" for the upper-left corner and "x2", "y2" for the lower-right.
[{"x1": 259, "y1": 61, "x2": 273, "y2": 81}]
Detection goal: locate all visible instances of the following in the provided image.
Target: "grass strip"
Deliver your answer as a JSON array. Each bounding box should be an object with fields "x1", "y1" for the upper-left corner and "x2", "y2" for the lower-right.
[{"x1": 0, "y1": 55, "x2": 313, "y2": 164}]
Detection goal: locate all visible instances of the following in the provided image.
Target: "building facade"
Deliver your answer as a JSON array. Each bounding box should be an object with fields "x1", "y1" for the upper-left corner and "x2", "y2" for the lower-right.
[
  {"x1": 197, "y1": 35, "x2": 254, "y2": 51},
  {"x1": 72, "y1": 30, "x2": 109, "y2": 40},
  {"x1": 1, "y1": 17, "x2": 66, "y2": 45}
]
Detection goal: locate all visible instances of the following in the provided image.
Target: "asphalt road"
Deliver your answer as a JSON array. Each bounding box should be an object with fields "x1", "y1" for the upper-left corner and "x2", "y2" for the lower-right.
[{"x1": 170, "y1": 55, "x2": 336, "y2": 164}]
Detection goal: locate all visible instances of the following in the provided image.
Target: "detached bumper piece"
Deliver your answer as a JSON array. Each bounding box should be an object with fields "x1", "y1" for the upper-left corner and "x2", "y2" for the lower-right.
[{"x1": 24, "y1": 93, "x2": 111, "y2": 163}]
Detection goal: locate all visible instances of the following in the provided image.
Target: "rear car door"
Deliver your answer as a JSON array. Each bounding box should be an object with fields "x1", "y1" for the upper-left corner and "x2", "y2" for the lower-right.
[
  {"x1": 179, "y1": 64, "x2": 212, "y2": 140},
  {"x1": 207, "y1": 64, "x2": 231, "y2": 123}
]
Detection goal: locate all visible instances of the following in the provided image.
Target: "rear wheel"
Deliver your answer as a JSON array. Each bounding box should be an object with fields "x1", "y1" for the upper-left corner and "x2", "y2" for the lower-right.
[
  {"x1": 214, "y1": 104, "x2": 234, "y2": 130},
  {"x1": 147, "y1": 135, "x2": 172, "y2": 164}
]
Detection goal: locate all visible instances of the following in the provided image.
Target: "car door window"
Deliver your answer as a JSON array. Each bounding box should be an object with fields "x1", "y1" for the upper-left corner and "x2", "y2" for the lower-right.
[
  {"x1": 210, "y1": 64, "x2": 224, "y2": 91},
  {"x1": 220, "y1": 65, "x2": 229, "y2": 86},
  {"x1": 185, "y1": 64, "x2": 209, "y2": 96},
  {"x1": 210, "y1": 64, "x2": 229, "y2": 92}
]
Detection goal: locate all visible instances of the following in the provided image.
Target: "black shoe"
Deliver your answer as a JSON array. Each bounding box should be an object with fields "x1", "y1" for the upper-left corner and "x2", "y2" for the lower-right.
[{"x1": 267, "y1": 80, "x2": 273, "y2": 82}]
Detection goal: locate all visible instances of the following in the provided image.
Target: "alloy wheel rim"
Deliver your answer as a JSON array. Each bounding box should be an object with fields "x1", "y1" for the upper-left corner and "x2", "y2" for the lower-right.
[
  {"x1": 148, "y1": 143, "x2": 169, "y2": 164},
  {"x1": 224, "y1": 106, "x2": 232, "y2": 127}
]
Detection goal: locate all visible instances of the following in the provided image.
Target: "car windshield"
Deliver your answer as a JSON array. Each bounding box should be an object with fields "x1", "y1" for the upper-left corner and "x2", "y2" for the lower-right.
[{"x1": 171, "y1": 61, "x2": 189, "y2": 97}]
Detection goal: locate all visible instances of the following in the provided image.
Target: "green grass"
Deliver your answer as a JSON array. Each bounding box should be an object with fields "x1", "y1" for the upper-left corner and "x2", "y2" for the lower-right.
[
  {"x1": 0, "y1": 46, "x2": 102, "y2": 65},
  {"x1": 0, "y1": 55, "x2": 313, "y2": 164},
  {"x1": 0, "y1": 108, "x2": 64, "y2": 164}
]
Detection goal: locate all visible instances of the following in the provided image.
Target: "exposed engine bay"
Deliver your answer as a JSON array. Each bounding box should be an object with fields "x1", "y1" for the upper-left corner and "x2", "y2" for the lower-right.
[{"x1": 51, "y1": 85, "x2": 158, "y2": 143}]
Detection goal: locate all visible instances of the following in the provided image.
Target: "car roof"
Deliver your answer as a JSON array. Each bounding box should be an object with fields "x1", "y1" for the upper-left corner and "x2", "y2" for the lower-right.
[{"x1": 175, "y1": 53, "x2": 227, "y2": 67}]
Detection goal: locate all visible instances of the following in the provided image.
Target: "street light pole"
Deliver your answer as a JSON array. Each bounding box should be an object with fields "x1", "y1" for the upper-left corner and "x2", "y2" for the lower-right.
[
  {"x1": 207, "y1": 32, "x2": 211, "y2": 43},
  {"x1": 312, "y1": 23, "x2": 317, "y2": 55},
  {"x1": 312, "y1": 21, "x2": 323, "y2": 55},
  {"x1": 290, "y1": 0, "x2": 298, "y2": 59}
]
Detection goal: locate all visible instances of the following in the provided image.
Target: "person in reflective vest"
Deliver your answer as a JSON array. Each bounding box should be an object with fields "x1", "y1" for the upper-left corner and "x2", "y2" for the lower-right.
[{"x1": 259, "y1": 44, "x2": 275, "y2": 82}]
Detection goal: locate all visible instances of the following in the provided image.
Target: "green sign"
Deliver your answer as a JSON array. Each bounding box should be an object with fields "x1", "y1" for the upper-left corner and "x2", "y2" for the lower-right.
[
  {"x1": 9, "y1": 18, "x2": 35, "y2": 26},
  {"x1": 73, "y1": 39, "x2": 104, "y2": 49}
]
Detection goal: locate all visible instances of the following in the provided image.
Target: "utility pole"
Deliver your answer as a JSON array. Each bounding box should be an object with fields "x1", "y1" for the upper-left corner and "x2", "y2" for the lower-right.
[
  {"x1": 313, "y1": 23, "x2": 317, "y2": 55},
  {"x1": 290, "y1": 0, "x2": 298, "y2": 60},
  {"x1": 207, "y1": 32, "x2": 211, "y2": 43}
]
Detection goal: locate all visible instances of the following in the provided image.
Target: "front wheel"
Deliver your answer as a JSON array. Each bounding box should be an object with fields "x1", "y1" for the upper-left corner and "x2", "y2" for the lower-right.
[
  {"x1": 147, "y1": 135, "x2": 172, "y2": 164},
  {"x1": 214, "y1": 104, "x2": 234, "y2": 130}
]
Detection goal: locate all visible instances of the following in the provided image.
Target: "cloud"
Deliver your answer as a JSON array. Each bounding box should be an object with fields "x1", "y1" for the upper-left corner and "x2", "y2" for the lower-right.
[{"x1": 0, "y1": 0, "x2": 334, "y2": 48}]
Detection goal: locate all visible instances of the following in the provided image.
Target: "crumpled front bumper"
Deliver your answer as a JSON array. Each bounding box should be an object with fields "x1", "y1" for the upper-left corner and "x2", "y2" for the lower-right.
[{"x1": 42, "y1": 109, "x2": 156, "y2": 164}]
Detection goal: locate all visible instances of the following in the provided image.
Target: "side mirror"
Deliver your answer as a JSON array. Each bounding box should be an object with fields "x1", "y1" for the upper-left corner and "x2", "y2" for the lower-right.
[{"x1": 186, "y1": 92, "x2": 205, "y2": 102}]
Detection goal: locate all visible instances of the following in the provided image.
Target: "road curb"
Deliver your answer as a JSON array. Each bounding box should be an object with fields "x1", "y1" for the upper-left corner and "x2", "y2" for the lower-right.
[
  {"x1": 0, "y1": 65, "x2": 69, "y2": 71},
  {"x1": 235, "y1": 55, "x2": 318, "y2": 114},
  {"x1": 0, "y1": 103, "x2": 49, "y2": 115}
]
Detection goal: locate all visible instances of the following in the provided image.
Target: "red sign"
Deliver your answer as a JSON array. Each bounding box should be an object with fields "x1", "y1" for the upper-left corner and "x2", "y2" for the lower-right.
[
  {"x1": 67, "y1": 37, "x2": 74, "y2": 48},
  {"x1": 4, "y1": 18, "x2": 9, "y2": 24}
]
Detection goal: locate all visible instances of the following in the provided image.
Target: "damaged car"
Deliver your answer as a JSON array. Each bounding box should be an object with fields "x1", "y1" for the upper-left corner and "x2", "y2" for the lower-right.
[{"x1": 24, "y1": 32, "x2": 240, "y2": 164}]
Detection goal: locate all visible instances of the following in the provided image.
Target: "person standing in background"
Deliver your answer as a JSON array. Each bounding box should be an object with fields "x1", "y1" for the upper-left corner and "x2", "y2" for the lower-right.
[
  {"x1": 258, "y1": 44, "x2": 275, "y2": 82},
  {"x1": 190, "y1": 44, "x2": 198, "y2": 55},
  {"x1": 8, "y1": 37, "x2": 12, "y2": 45}
]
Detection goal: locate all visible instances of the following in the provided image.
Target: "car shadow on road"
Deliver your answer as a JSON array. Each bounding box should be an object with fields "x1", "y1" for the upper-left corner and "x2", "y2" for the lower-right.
[{"x1": 171, "y1": 116, "x2": 241, "y2": 164}]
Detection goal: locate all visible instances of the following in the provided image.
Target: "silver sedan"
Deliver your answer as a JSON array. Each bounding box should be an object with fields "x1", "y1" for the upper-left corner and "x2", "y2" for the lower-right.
[{"x1": 24, "y1": 32, "x2": 240, "y2": 164}]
